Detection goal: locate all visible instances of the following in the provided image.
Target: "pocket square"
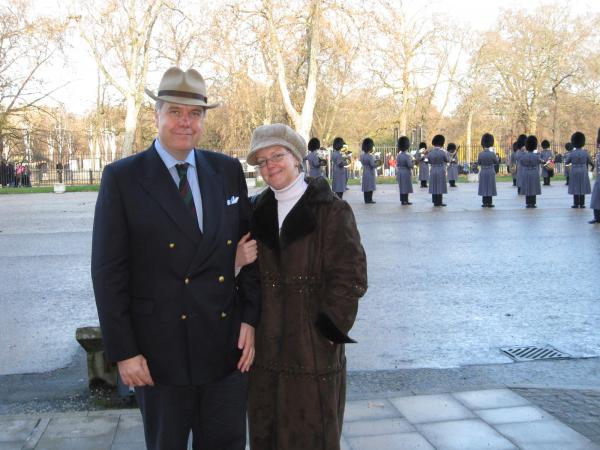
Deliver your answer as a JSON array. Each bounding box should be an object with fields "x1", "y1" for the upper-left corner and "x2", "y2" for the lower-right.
[{"x1": 226, "y1": 196, "x2": 239, "y2": 206}]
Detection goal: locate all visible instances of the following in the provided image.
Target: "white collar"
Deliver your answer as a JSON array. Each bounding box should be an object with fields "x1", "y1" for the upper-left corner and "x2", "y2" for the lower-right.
[{"x1": 272, "y1": 173, "x2": 307, "y2": 201}]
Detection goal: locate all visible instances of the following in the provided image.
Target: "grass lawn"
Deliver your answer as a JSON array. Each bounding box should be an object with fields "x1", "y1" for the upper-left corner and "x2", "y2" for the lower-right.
[{"x1": 0, "y1": 185, "x2": 100, "y2": 194}]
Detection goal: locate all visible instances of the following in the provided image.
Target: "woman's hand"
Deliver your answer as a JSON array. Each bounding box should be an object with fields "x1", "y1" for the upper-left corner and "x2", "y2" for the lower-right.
[{"x1": 235, "y1": 232, "x2": 257, "y2": 269}]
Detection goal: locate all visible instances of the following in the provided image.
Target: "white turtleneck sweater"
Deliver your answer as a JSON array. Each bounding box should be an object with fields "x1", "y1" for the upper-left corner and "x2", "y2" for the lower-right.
[{"x1": 272, "y1": 173, "x2": 308, "y2": 231}]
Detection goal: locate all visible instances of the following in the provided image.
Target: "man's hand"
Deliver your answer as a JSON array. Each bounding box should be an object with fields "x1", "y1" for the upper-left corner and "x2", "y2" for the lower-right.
[
  {"x1": 237, "y1": 322, "x2": 255, "y2": 373},
  {"x1": 117, "y1": 354, "x2": 154, "y2": 387},
  {"x1": 235, "y1": 232, "x2": 257, "y2": 269}
]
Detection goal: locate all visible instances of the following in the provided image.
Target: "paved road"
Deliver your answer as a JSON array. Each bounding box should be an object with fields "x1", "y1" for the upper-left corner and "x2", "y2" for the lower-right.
[{"x1": 0, "y1": 181, "x2": 598, "y2": 377}]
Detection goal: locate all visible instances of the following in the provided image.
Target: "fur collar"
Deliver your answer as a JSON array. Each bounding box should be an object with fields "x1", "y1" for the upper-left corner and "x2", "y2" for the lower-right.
[{"x1": 251, "y1": 177, "x2": 335, "y2": 250}]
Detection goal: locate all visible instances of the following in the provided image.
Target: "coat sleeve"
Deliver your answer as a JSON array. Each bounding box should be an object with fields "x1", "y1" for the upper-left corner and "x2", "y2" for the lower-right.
[
  {"x1": 316, "y1": 200, "x2": 368, "y2": 344},
  {"x1": 235, "y1": 160, "x2": 262, "y2": 327},
  {"x1": 91, "y1": 165, "x2": 140, "y2": 363}
]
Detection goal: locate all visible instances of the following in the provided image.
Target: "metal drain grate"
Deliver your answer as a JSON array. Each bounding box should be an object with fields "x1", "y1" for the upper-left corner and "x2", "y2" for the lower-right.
[{"x1": 501, "y1": 345, "x2": 572, "y2": 362}]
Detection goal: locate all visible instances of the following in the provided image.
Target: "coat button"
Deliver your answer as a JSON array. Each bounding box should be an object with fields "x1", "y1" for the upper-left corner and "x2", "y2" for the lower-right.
[
  {"x1": 227, "y1": 240, "x2": 232, "y2": 246},
  {"x1": 221, "y1": 312, "x2": 227, "y2": 318},
  {"x1": 169, "y1": 242, "x2": 175, "y2": 249},
  {"x1": 184, "y1": 278, "x2": 190, "y2": 285},
  {"x1": 218, "y1": 275, "x2": 225, "y2": 283},
  {"x1": 181, "y1": 314, "x2": 187, "y2": 320}
]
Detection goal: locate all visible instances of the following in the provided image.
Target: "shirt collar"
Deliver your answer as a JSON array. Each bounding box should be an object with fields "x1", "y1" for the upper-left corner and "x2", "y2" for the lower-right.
[{"x1": 154, "y1": 138, "x2": 196, "y2": 169}]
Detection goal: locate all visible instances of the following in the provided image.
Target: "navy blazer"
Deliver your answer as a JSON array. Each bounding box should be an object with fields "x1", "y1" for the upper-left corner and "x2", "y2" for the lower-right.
[{"x1": 91, "y1": 143, "x2": 261, "y2": 385}]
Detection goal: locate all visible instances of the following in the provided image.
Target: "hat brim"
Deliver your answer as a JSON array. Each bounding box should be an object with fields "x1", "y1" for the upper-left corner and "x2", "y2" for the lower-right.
[{"x1": 145, "y1": 88, "x2": 219, "y2": 109}]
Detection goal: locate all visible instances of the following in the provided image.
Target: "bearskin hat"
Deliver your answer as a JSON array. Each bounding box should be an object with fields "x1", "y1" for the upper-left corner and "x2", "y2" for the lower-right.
[
  {"x1": 512, "y1": 142, "x2": 518, "y2": 151},
  {"x1": 565, "y1": 142, "x2": 573, "y2": 151},
  {"x1": 332, "y1": 137, "x2": 345, "y2": 151},
  {"x1": 307, "y1": 137, "x2": 320, "y2": 151},
  {"x1": 526, "y1": 135, "x2": 538, "y2": 152},
  {"x1": 397, "y1": 136, "x2": 410, "y2": 151},
  {"x1": 541, "y1": 139, "x2": 550, "y2": 149},
  {"x1": 419, "y1": 142, "x2": 427, "y2": 149},
  {"x1": 362, "y1": 137, "x2": 374, "y2": 153},
  {"x1": 516, "y1": 134, "x2": 527, "y2": 149},
  {"x1": 432, "y1": 134, "x2": 445, "y2": 147},
  {"x1": 597, "y1": 128, "x2": 600, "y2": 145},
  {"x1": 571, "y1": 131, "x2": 585, "y2": 148},
  {"x1": 481, "y1": 133, "x2": 494, "y2": 148},
  {"x1": 447, "y1": 143, "x2": 457, "y2": 152}
]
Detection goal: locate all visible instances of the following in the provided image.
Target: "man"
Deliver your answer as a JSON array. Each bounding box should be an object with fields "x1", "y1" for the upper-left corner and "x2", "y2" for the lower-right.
[
  {"x1": 331, "y1": 137, "x2": 346, "y2": 198},
  {"x1": 477, "y1": 133, "x2": 499, "y2": 207},
  {"x1": 91, "y1": 67, "x2": 261, "y2": 450},
  {"x1": 539, "y1": 139, "x2": 553, "y2": 186},
  {"x1": 428, "y1": 134, "x2": 449, "y2": 206},
  {"x1": 417, "y1": 141, "x2": 429, "y2": 188},
  {"x1": 305, "y1": 137, "x2": 323, "y2": 178}
]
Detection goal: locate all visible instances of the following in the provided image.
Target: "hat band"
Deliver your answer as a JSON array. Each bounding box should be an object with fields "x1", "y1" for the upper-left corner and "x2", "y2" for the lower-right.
[{"x1": 158, "y1": 90, "x2": 208, "y2": 103}]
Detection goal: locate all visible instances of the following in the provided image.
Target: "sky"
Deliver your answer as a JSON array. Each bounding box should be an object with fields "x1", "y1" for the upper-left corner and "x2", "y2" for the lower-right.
[{"x1": 17, "y1": 0, "x2": 600, "y2": 116}]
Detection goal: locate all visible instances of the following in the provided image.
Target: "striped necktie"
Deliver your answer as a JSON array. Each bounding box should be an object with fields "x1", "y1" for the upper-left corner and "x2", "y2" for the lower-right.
[{"x1": 175, "y1": 163, "x2": 197, "y2": 219}]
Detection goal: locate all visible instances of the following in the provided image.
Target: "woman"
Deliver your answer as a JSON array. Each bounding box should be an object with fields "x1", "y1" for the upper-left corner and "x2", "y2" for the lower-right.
[
  {"x1": 477, "y1": 133, "x2": 499, "y2": 207},
  {"x1": 520, "y1": 135, "x2": 542, "y2": 208},
  {"x1": 565, "y1": 132, "x2": 593, "y2": 208},
  {"x1": 246, "y1": 124, "x2": 368, "y2": 450},
  {"x1": 446, "y1": 143, "x2": 459, "y2": 187},
  {"x1": 360, "y1": 137, "x2": 377, "y2": 203},
  {"x1": 396, "y1": 136, "x2": 414, "y2": 205}
]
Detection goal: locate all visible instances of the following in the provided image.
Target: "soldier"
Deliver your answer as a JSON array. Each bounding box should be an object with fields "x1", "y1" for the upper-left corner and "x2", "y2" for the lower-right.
[
  {"x1": 417, "y1": 141, "x2": 429, "y2": 188},
  {"x1": 520, "y1": 135, "x2": 543, "y2": 208},
  {"x1": 305, "y1": 137, "x2": 323, "y2": 178},
  {"x1": 396, "y1": 136, "x2": 414, "y2": 205},
  {"x1": 589, "y1": 130, "x2": 600, "y2": 224},
  {"x1": 565, "y1": 132, "x2": 593, "y2": 208},
  {"x1": 564, "y1": 142, "x2": 573, "y2": 185},
  {"x1": 331, "y1": 137, "x2": 347, "y2": 199},
  {"x1": 360, "y1": 137, "x2": 377, "y2": 204},
  {"x1": 477, "y1": 133, "x2": 499, "y2": 207},
  {"x1": 509, "y1": 142, "x2": 519, "y2": 187},
  {"x1": 515, "y1": 134, "x2": 527, "y2": 195},
  {"x1": 447, "y1": 143, "x2": 459, "y2": 187},
  {"x1": 540, "y1": 139, "x2": 553, "y2": 186},
  {"x1": 428, "y1": 134, "x2": 449, "y2": 207}
]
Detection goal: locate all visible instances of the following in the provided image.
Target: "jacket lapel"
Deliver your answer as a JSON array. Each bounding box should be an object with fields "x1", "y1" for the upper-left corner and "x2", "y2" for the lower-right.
[{"x1": 136, "y1": 144, "x2": 201, "y2": 245}]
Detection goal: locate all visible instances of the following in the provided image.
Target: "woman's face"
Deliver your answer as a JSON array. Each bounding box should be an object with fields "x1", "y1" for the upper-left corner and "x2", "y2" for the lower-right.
[{"x1": 255, "y1": 145, "x2": 300, "y2": 190}]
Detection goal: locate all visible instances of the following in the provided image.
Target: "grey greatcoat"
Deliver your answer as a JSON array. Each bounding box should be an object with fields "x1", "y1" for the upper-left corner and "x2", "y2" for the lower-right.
[
  {"x1": 509, "y1": 151, "x2": 519, "y2": 181},
  {"x1": 565, "y1": 148, "x2": 592, "y2": 195},
  {"x1": 519, "y1": 151, "x2": 542, "y2": 196},
  {"x1": 540, "y1": 149, "x2": 553, "y2": 178},
  {"x1": 516, "y1": 149, "x2": 527, "y2": 189},
  {"x1": 248, "y1": 176, "x2": 368, "y2": 450},
  {"x1": 428, "y1": 147, "x2": 448, "y2": 194},
  {"x1": 477, "y1": 149, "x2": 498, "y2": 196},
  {"x1": 565, "y1": 150, "x2": 572, "y2": 178},
  {"x1": 396, "y1": 152, "x2": 414, "y2": 194},
  {"x1": 306, "y1": 151, "x2": 323, "y2": 178},
  {"x1": 447, "y1": 151, "x2": 459, "y2": 181},
  {"x1": 331, "y1": 150, "x2": 346, "y2": 193},
  {"x1": 360, "y1": 152, "x2": 377, "y2": 192},
  {"x1": 418, "y1": 150, "x2": 429, "y2": 181},
  {"x1": 590, "y1": 152, "x2": 600, "y2": 209}
]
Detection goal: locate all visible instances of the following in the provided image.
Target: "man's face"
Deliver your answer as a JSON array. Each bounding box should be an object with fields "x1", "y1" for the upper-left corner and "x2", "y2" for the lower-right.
[{"x1": 155, "y1": 103, "x2": 205, "y2": 155}]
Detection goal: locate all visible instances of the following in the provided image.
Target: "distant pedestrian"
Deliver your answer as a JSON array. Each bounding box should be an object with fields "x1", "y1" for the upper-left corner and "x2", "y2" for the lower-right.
[
  {"x1": 417, "y1": 142, "x2": 429, "y2": 188},
  {"x1": 565, "y1": 132, "x2": 592, "y2": 208},
  {"x1": 331, "y1": 137, "x2": 347, "y2": 198},
  {"x1": 447, "y1": 143, "x2": 459, "y2": 187},
  {"x1": 360, "y1": 137, "x2": 377, "y2": 204},
  {"x1": 428, "y1": 134, "x2": 448, "y2": 207},
  {"x1": 521, "y1": 135, "x2": 542, "y2": 208},
  {"x1": 396, "y1": 136, "x2": 414, "y2": 205},
  {"x1": 477, "y1": 133, "x2": 498, "y2": 207},
  {"x1": 540, "y1": 140, "x2": 553, "y2": 186}
]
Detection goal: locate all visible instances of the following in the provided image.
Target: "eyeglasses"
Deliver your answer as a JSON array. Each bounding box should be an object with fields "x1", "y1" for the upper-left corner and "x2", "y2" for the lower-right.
[{"x1": 255, "y1": 152, "x2": 289, "y2": 168}]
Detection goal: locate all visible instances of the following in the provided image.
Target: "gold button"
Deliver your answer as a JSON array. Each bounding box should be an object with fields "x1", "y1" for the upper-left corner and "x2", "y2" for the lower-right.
[
  {"x1": 184, "y1": 278, "x2": 190, "y2": 285},
  {"x1": 169, "y1": 242, "x2": 175, "y2": 249},
  {"x1": 181, "y1": 314, "x2": 187, "y2": 320},
  {"x1": 221, "y1": 312, "x2": 227, "y2": 318},
  {"x1": 227, "y1": 240, "x2": 232, "y2": 246},
  {"x1": 218, "y1": 276, "x2": 225, "y2": 283}
]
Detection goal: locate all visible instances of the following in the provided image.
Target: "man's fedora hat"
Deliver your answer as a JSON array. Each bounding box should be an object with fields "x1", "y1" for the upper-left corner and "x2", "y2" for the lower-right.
[{"x1": 145, "y1": 67, "x2": 219, "y2": 109}]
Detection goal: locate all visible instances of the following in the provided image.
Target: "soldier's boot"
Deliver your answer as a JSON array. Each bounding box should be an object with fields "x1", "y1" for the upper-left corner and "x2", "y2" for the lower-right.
[
  {"x1": 572, "y1": 195, "x2": 579, "y2": 208},
  {"x1": 589, "y1": 209, "x2": 600, "y2": 224},
  {"x1": 580, "y1": 195, "x2": 586, "y2": 208}
]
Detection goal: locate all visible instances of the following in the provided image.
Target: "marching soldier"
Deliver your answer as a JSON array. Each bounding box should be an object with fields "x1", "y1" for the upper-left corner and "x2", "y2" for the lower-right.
[
  {"x1": 396, "y1": 136, "x2": 414, "y2": 205},
  {"x1": 520, "y1": 135, "x2": 543, "y2": 208},
  {"x1": 509, "y1": 142, "x2": 518, "y2": 186},
  {"x1": 417, "y1": 141, "x2": 429, "y2": 188},
  {"x1": 540, "y1": 139, "x2": 553, "y2": 186},
  {"x1": 564, "y1": 142, "x2": 573, "y2": 185},
  {"x1": 477, "y1": 133, "x2": 499, "y2": 207},
  {"x1": 360, "y1": 137, "x2": 377, "y2": 204},
  {"x1": 428, "y1": 135, "x2": 449, "y2": 207},
  {"x1": 447, "y1": 143, "x2": 459, "y2": 187},
  {"x1": 305, "y1": 137, "x2": 324, "y2": 178},
  {"x1": 331, "y1": 137, "x2": 347, "y2": 199},
  {"x1": 589, "y1": 130, "x2": 600, "y2": 224},
  {"x1": 565, "y1": 131, "x2": 593, "y2": 208},
  {"x1": 515, "y1": 134, "x2": 527, "y2": 195}
]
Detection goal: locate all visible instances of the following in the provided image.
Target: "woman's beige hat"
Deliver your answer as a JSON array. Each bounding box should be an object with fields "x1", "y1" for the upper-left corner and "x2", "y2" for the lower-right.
[{"x1": 247, "y1": 124, "x2": 307, "y2": 166}]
